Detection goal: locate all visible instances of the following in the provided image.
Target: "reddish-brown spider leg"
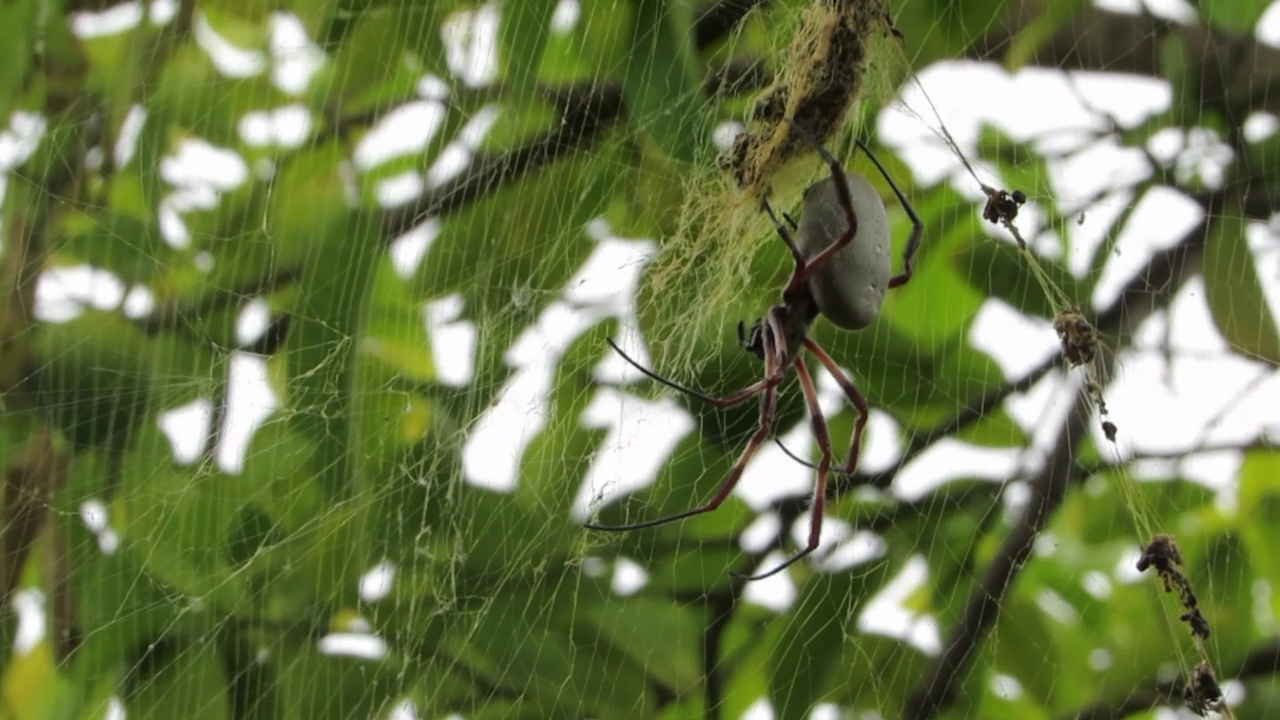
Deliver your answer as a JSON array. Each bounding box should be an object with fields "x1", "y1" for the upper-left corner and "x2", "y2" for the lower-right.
[
  {"x1": 762, "y1": 199, "x2": 806, "y2": 270},
  {"x1": 852, "y1": 138, "x2": 923, "y2": 289},
  {"x1": 776, "y1": 123, "x2": 925, "y2": 294},
  {"x1": 769, "y1": 121, "x2": 860, "y2": 296},
  {"x1": 735, "y1": 354, "x2": 833, "y2": 581},
  {"x1": 805, "y1": 338, "x2": 870, "y2": 474},
  {"x1": 587, "y1": 346, "x2": 784, "y2": 532}
]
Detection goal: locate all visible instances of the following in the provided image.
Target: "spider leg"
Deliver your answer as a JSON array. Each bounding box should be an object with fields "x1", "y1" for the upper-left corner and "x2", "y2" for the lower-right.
[
  {"x1": 734, "y1": 355, "x2": 832, "y2": 581},
  {"x1": 854, "y1": 138, "x2": 923, "y2": 289},
  {"x1": 776, "y1": 120, "x2": 860, "y2": 295},
  {"x1": 607, "y1": 338, "x2": 780, "y2": 409},
  {"x1": 762, "y1": 199, "x2": 805, "y2": 269},
  {"x1": 804, "y1": 339, "x2": 869, "y2": 474},
  {"x1": 772, "y1": 436, "x2": 815, "y2": 468},
  {"x1": 587, "y1": 348, "x2": 785, "y2": 533}
]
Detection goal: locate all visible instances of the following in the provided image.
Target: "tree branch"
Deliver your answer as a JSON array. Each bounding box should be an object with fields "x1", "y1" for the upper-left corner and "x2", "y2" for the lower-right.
[
  {"x1": 380, "y1": 83, "x2": 626, "y2": 240},
  {"x1": 377, "y1": 0, "x2": 770, "y2": 240},
  {"x1": 903, "y1": 384, "x2": 1093, "y2": 720}
]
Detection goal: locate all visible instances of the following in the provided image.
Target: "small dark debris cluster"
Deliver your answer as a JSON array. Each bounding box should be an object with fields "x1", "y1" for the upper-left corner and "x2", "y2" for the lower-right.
[
  {"x1": 1053, "y1": 308, "x2": 1097, "y2": 367},
  {"x1": 1101, "y1": 420, "x2": 1117, "y2": 442},
  {"x1": 982, "y1": 188, "x2": 1026, "y2": 225},
  {"x1": 1054, "y1": 308, "x2": 1118, "y2": 441},
  {"x1": 1184, "y1": 662, "x2": 1225, "y2": 717},
  {"x1": 1136, "y1": 534, "x2": 1211, "y2": 641}
]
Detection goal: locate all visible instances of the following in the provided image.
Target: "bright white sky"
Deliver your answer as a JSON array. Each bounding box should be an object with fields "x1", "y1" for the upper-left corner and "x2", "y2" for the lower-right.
[{"x1": 9, "y1": 0, "x2": 1280, "y2": 716}]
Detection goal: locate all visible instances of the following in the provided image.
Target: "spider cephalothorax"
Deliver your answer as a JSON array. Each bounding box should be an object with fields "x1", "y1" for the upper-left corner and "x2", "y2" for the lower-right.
[
  {"x1": 590, "y1": 125, "x2": 922, "y2": 580},
  {"x1": 737, "y1": 290, "x2": 819, "y2": 364}
]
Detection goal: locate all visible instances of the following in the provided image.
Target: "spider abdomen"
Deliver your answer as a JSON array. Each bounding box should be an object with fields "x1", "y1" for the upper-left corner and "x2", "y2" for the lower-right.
[{"x1": 796, "y1": 169, "x2": 891, "y2": 330}]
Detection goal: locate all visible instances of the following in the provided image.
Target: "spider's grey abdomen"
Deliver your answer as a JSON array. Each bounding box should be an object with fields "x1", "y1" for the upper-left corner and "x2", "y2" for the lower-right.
[{"x1": 796, "y1": 169, "x2": 892, "y2": 330}]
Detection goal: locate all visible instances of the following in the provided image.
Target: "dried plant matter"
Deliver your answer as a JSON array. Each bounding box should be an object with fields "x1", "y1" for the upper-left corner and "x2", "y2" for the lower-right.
[{"x1": 718, "y1": 0, "x2": 898, "y2": 196}]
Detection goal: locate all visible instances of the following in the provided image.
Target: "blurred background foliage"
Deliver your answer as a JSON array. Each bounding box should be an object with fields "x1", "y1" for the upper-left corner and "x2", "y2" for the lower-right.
[{"x1": 0, "y1": 0, "x2": 1278, "y2": 719}]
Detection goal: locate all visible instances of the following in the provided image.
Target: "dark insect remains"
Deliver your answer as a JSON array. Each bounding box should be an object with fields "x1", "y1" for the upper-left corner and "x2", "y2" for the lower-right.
[{"x1": 588, "y1": 124, "x2": 922, "y2": 580}]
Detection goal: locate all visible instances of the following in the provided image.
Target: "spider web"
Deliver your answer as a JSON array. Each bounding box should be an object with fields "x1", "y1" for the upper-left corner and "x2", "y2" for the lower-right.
[{"x1": 2, "y1": 1, "x2": 1280, "y2": 720}]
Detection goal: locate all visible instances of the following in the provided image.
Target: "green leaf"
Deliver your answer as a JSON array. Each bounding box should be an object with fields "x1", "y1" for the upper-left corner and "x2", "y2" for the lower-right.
[
  {"x1": 412, "y1": 151, "x2": 604, "y2": 306},
  {"x1": 0, "y1": 0, "x2": 36, "y2": 121},
  {"x1": 272, "y1": 142, "x2": 383, "y2": 502},
  {"x1": 622, "y1": 0, "x2": 707, "y2": 163},
  {"x1": 955, "y1": 239, "x2": 1086, "y2": 320},
  {"x1": 954, "y1": 407, "x2": 1029, "y2": 448},
  {"x1": 1000, "y1": 0, "x2": 1087, "y2": 72},
  {"x1": 1201, "y1": 204, "x2": 1280, "y2": 365},
  {"x1": 1197, "y1": 0, "x2": 1270, "y2": 33},
  {"x1": 991, "y1": 592, "x2": 1065, "y2": 707},
  {"x1": 499, "y1": 0, "x2": 557, "y2": 102},
  {"x1": 316, "y1": 5, "x2": 444, "y2": 117},
  {"x1": 441, "y1": 589, "x2": 655, "y2": 716},
  {"x1": 643, "y1": 545, "x2": 742, "y2": 593},
  {"x1": 581, "y1": 598, "x2": 702, "y2": 693},
  {"x1": 514, "y1": 423, "x2": 607, "y2": 547},
  {"x1": 60, "y1": 451, "x2": 207, "y2": 679},
  {"x1": 277, "y1": 649, "x2": 398, "y2": 720},
  {"x1": 124, "y1": 642, "x2": 229, "y2": 720},
  {"x1": 363, "y1": 259, "x2": 435, "y2": 383},
  {"x1": 837, "y1": 632, "x2": 932, "y2": 713},
  {"x1": 119, "y1": 428, "x2": 249, "y2": 609},
  {"x1": 151, "y1": 44, "x2": 289, "y2": 146},
  {"x1": 585, "y1": 432, "x2": 751, "y2": 550},
  {"x1": 768, "y1": 563, "x2": 890, "y2": 720},
  {"x1": 1237, "y1": 451, "x2": 1280, "y2": 614},
  {"x1": 56, "y1": 210, "x2": 175, "y2": 284},
  {"x1": 34, "y1": 313, "x2": 155, "y2": 449},
  {"x1": 906, "y1": 0, "x2": 1011, "y2": 60},
  {"x1": 549, "y1": 319, "x2": 616, "y2": 420}
]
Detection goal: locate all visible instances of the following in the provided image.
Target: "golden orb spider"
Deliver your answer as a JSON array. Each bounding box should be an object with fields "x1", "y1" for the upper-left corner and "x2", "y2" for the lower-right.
[{"x1": 589, "y1": 124, "x2": 922, "y2": 581}]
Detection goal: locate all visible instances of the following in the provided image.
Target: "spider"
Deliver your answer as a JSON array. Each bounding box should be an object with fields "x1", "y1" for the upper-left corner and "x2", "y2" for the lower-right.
[{"x1": 588, "y1": 124, "x2": 922, "y2": 581}]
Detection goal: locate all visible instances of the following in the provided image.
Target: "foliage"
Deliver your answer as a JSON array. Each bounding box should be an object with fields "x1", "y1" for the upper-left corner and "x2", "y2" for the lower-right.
[{"x1": 0, "y1": 1, "x2": 1277, "y2": 719}]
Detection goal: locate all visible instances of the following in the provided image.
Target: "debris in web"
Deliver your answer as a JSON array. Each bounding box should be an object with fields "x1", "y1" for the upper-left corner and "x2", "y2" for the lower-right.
[
  {"x1": 1101, "y1": 420, "x2": 1117, "y2": 442},
  {"x1": 1054, "y1": 307, "x2": 1098, "y2": 367},
  {"x1": 1184, "y1": 662, "x2": 1226, "y2": 717},
  {"x1": 1136, "y1": 533, "x2": 1210, "y2": 640},
  {"x1": 718, "y1": 0, "x2": 900, "y2": 197},
  {"x1": 905, "y1": 74, "x2": 1122, "y2": 445},
  {"x1": 1053, "y1": 307, "x2": 1118, "y2": 442},
  {"x1": 982, "y1": 187, "x2": 1027, "y2": 228}
]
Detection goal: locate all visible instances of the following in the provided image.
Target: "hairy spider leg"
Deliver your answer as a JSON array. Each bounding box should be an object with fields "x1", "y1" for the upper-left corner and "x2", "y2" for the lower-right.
[
  {"x1": 777, "y1": 119, "x2": 925, "y2": 294},
  {"x1": 762, "y1": 129, "x2": 920, "y2": 471},
  {"x1": 768, "y1": 342, "x2": 871, "y2": 476},
  {"x1": 852, "y1": 138, "x2": 923, "y2": 289},
  {"x1": 805, "y1": 338, "x2": 870, "y2": 473},
  {"x1": 781, "y1": 128, "x2": 861, "y2": 295},
  {"x1": 762, "y1": 199, "x2": 805, "y2": 270},
  {"x1": 734, "y1": 354, "x2": 832, "y2": 581},
  {"x1": 588, "y1": 318, "x2": 790, "y2": 532}
]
